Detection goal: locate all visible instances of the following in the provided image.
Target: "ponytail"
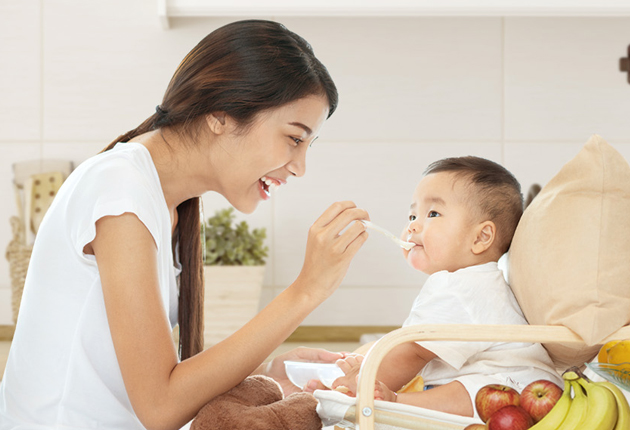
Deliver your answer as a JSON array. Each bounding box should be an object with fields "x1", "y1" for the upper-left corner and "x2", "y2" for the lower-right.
[{"x1": 101, "y1": 109, "x2": 205, "y2": 361}]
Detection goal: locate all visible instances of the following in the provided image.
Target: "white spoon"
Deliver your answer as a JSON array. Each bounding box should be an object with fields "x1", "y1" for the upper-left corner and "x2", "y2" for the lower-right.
[{"x1": 361, "y1": 220, "x2": 416, "y2": 250}]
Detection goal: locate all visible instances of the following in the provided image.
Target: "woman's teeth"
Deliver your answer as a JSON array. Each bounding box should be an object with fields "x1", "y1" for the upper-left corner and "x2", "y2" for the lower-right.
[{"x1": 260, "y1": 176, "x2": 279, "y2": 194}]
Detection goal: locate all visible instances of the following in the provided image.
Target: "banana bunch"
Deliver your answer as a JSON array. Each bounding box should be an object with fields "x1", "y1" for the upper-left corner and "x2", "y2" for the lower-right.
[{"x1": 529, "y1": 369, "x2": 630, "y2": 430}]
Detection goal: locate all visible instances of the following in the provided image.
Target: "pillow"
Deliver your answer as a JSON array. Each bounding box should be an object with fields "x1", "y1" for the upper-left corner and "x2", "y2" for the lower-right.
[{"x1": 508, "y1": 135, "x2": 630, "y2": 368}]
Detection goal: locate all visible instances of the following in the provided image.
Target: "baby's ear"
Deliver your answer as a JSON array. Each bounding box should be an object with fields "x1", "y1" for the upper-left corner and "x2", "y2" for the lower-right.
[{"x1": 471, "y1": 221, "x2": 496, "y2": 255}]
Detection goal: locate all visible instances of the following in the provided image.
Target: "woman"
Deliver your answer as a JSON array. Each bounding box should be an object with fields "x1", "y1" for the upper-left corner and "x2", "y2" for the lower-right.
[{"x1": 0, "y1": 20, "x2": 369, "y2": 430}]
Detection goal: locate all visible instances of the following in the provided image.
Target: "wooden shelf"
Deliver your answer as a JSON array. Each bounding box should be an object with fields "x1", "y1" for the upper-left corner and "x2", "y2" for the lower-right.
[{"x1": 158, "y1": 0, "x2": 630, "y2": 29}]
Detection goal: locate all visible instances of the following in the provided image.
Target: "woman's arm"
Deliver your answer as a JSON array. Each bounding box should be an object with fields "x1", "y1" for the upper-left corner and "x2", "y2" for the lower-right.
[{"x1": 92, "y1": 202, "x2": 368, "y2": 430}]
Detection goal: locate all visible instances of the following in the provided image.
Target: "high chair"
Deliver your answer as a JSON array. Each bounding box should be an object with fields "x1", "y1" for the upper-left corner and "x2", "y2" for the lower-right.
[{"x1": 315, "y1": 324, "x2": 630, "y2": 429}]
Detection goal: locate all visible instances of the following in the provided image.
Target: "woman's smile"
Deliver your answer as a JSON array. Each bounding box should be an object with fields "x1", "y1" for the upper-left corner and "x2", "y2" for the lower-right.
[{"x1": 258, "y1": 175, "x2": 287, "y2": 200}]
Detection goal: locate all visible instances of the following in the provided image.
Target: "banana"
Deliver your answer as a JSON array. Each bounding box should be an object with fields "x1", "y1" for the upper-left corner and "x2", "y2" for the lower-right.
[
  {"x1": 597, "y1": 381, "x2": 630, "y2": 430},
  {"x1": 556, "y1": 381, "x2": 588, "y2": 430},
  {"x1": 575, "y1": 377, "x2": 618, "y2": 430},
  {"x1": 529, "y1": 379, "x2": 572, "y2": 430}
]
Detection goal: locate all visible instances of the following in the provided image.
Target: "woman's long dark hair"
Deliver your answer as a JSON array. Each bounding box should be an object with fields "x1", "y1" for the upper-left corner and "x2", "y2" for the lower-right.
[{"x1": 101, "y1": 20, "x2": 338, "y2": 360}]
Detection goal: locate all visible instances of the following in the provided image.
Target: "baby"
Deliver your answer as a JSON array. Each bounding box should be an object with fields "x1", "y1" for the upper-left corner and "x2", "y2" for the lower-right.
[{"x1": 332, "y1": 156, "x2": 561, "y2": 418}]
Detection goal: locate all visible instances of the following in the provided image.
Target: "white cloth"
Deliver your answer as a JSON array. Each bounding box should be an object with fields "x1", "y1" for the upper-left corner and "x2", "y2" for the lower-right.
[
  {"x1": 0, "y1": 142, "x2": 181, "y2": 430},
  {"x1": 404, "y1": 262, "x2": 562, "y2": 407}
]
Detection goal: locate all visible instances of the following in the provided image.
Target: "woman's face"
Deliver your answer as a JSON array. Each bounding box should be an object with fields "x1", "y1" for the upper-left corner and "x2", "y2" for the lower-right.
[{"x1": 211, "y1": 95, "x2": 330, "y2": 214}]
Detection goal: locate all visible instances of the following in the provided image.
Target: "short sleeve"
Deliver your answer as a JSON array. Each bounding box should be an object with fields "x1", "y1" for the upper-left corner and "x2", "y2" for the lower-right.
[
  {"x1": 64, "y1": 157, "x2": 164, "y2": 261},
  {"x1": 403, "y1": 271, "x2": 496, "y2": 370}
]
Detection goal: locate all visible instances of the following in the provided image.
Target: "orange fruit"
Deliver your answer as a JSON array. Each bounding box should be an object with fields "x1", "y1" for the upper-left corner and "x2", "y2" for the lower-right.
[
  {"x1": 598, "y1": 340, "x2": 621, "y2": 363},
  {"x1": 607, "y1": 340, "x2": 630, "y2": 367}
]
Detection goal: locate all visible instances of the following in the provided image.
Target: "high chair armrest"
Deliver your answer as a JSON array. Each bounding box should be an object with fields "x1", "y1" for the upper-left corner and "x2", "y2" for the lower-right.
[{"x1": 355, "y1": 324, "x2": 630, "y2": 429}]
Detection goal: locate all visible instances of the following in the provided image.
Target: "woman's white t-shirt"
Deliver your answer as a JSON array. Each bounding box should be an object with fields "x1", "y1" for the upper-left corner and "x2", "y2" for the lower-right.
[
  {"x1": 404, "y1": 262, "x2": 562, "y2": 392},
  {"x1": 0, "y1": 142, "x2": 181, "y2": 430}
]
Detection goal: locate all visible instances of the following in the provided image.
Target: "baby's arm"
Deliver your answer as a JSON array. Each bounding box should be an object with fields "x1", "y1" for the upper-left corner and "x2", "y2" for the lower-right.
[
  {"x1": 332, "y1": 342, "x2": 436, "y2": 396},
  {"x1": 375, "y1": 341, "x2": 436, "y2": 391}
]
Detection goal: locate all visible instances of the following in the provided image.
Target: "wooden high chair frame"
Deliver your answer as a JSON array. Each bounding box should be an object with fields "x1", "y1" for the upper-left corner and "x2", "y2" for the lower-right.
[{"x1": 351, "y1": 324, "x2": 630, "y2": 430}]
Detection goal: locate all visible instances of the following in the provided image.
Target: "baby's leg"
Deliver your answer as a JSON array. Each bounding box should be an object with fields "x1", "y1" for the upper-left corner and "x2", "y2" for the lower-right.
[{"x1": 396, "y1": 381, "x2": 474, "y2": 417}]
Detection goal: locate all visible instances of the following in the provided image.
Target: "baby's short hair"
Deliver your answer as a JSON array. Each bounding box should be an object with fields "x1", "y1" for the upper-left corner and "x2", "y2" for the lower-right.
[{"x1": 424, "y1": 156, "x2": 523, "y2": 254}]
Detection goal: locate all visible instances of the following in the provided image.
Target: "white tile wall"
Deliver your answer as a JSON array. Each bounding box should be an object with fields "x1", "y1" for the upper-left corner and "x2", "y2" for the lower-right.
[
  {"x1": 1, "y1": 3, "x2": 630, "y2": 326},
  {"x1": 43, "y1": 1, "x2": 238, "y2": 142},
  {"x1": 281, "y1": 17, "x2": 504, "y2": 142},
  {"x1": 0, "y1": 1, "x2": 41, "y2": 141},
  {"x1": 504, "y1": 18, "x2": 630, "y2": 141}
]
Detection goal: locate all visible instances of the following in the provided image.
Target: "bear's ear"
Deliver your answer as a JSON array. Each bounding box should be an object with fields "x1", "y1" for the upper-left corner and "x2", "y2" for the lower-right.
[
  {"x1": 226, "y1": 375, "x2": 284, "y2": 406},
  {"x1": 268, "y1": 393, "x2": 322, "y2": 430}
]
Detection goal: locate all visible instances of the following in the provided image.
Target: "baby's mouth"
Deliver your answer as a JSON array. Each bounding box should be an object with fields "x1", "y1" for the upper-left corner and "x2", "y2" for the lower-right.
[{"x1": 407, "y1": 238, "x2": 421, "y2": 248}]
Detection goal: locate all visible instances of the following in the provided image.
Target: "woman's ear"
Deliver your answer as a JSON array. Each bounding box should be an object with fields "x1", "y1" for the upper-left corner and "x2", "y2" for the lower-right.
[
  {"x1": 206, "y1": 112, "x2": 228, "y2": 135},
  {"x1": 471, "y1": 221, "x2": 496, "y2": 255}
]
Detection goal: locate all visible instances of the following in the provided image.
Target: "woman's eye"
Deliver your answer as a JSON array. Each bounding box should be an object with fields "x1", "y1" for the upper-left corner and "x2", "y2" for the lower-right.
[
  {"x1": 291, "y1": 137, "x2": 303, "y2": 145},
  {"x1": 409, "y1": 214, "x2": 416, "y2": 222},
  {"x1": 428, "y1": 211, "x2": 440, "y2": 218}
]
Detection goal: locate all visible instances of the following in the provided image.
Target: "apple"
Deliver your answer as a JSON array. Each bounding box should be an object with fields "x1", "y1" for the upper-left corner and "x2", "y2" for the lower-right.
[
  {"x1": 463, "y1": 425, "x2": 487, "y2": 430},
  {"x1": 519, "y1": 379, "x2": 563, "y2": 423},
  {"x1": 475, "y1": 384, "x2": 520, "y2": 423},
  {"x1": 487, "y1": 405, "x2": 534, "y2": 430}
]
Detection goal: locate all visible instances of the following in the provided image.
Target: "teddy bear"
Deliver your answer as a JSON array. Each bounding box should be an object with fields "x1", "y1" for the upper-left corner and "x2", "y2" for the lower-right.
[{"x1": 191, "y1": 375, "x2": 323, "y2": 430}]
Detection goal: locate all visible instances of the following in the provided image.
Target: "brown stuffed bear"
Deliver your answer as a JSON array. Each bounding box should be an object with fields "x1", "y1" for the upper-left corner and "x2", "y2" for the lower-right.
[{"x1": 191, "y1": 375, "x2": 323, "y2": 430}]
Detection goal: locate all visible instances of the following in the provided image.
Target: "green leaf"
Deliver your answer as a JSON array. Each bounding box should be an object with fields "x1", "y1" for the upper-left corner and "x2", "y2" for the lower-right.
[{"x1": 201, "y1": 207, "x2": 268, "y2": 266}]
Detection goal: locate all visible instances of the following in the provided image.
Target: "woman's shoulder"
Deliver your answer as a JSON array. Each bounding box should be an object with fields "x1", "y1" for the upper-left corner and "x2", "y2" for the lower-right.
[
  {"x1": 66, "y1": 143, "x2": 159, "y2": 196},
  {"x1": 77, "y1": 142, "x2": 153, "y2": 178}
]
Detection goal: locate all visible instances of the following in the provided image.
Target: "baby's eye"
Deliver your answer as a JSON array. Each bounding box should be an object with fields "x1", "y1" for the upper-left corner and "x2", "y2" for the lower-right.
[
  {"x1": 427, "y1": 211, "x2": 440, "y2": 218},
  {"x1": 408, "y1": 214, "x2": 416, "y2": 222}
]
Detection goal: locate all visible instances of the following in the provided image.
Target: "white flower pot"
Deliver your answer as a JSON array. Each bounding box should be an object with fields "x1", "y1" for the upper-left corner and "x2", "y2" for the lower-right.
[{"x1": 203, "y1": 265, "x2": 266, "y2": 348}]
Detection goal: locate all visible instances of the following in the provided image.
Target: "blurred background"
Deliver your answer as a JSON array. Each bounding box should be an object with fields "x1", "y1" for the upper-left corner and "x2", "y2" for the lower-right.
[{"x1": 1, "y1": 0, "x2": 629, "y2": 333}]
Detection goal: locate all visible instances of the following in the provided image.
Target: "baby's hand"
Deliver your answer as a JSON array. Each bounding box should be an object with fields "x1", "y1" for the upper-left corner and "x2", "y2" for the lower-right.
[
  {"x1": 374, "y1": 380, "x2": 397, "y2": 402},
  {"x1": 331, "y1": 354, "x2": 364, "y2": 396}
]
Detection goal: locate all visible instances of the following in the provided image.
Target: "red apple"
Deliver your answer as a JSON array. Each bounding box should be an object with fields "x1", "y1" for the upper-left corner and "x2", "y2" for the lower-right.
[
  {"x1": 475, "y1": 384, "x2": 520, "y2": 423},
  {"x1": 487, "y1": 405, "x2": 534, "y2": 430},
  {"x1": 519, "y1": 379, "x2": 563, "y2": 423},
  {"x1": 463, "y1": 425, "x2": 487, "y2": 430}
]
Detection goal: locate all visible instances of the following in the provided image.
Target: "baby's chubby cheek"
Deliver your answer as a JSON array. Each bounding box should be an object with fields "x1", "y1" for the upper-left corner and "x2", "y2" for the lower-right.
[{"x1": 404, "y1": 246, "x2": 425, "y2": 271}]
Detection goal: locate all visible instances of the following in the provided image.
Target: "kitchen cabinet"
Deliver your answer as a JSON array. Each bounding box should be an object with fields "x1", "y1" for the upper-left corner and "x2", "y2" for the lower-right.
[{"x1": 158, "y1": 0, "x2": 630, "y2": 29}]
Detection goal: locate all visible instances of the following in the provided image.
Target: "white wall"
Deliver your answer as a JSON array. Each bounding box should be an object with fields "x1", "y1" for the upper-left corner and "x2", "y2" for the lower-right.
[{"x1": 1, "y1": 1, "x2": 629, "y2": 326}]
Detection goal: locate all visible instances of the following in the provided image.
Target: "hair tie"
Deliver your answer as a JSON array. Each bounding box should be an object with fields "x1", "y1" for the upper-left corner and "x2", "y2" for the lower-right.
[{"x1": 155, "y1": 105, "x2": 168, "y2": 116}]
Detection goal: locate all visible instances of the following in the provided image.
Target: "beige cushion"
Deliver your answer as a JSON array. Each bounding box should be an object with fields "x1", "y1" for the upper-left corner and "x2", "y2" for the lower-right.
[{"x1": 509, "y1": 135, "x2": 630, "y2": 368}]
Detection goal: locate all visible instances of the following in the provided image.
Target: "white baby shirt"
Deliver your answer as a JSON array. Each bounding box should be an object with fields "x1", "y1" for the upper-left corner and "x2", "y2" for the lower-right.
[
  {"x1": 0, "y1": 142, "x2": 181, "y2": 430},
  {"x1": 404, "y1": 262, "x2": 561, "y2": 392}
]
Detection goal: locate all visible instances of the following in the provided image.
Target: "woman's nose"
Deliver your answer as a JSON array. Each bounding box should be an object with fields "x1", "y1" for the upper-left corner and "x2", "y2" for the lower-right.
[{"x1": 287, "y1": 148, "x2": 307, "y2": 177}]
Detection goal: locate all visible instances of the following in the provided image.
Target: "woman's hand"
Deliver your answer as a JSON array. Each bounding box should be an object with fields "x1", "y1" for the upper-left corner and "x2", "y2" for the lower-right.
[
  {"x1": 296, "y1": 201, "x2": 369, "y2": 302},
  {"x1": 262, "y1": 347, "x2": 345, "y2": 395}
]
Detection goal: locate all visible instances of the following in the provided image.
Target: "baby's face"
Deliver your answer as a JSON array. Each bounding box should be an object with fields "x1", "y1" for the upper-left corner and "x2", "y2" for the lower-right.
[{"x1": 402, "y1": 172, "x2": 479, "y2": 274}]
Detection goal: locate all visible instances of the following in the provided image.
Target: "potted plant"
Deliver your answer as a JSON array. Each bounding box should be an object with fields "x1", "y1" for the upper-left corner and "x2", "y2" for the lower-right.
[{"x1": 202, "y1": 208, "x2": 268, "y2": 348}]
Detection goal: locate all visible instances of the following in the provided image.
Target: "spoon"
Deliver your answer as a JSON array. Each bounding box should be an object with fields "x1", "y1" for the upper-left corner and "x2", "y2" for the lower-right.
[{"x1": 361, "y1": 220, "x2": 416, "y2": 250}]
